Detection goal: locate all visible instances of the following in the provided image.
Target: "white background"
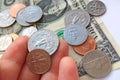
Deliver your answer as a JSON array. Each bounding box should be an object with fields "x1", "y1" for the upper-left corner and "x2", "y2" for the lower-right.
[{"x1": 91, "y1": 0, "x2": 120, "y2": 80}]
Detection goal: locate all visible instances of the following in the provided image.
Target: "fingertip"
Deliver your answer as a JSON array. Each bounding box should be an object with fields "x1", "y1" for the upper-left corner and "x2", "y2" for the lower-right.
[
  {"x1": 58, "y1": 57, "x2": 79, "y2": 80},
  {"x1": 60, "y1": 57, "x2": 75, "y2": 64},
  {"x1": 50, "y1": 39, "x2": 69, "y2": 72},
  {"x1": 15, "y1": 36, "x2": 28, "y2": 42}
]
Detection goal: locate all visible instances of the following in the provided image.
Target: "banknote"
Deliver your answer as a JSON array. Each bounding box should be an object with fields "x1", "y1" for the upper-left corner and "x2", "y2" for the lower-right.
[
  {"x1": 0, "y1": 0, "x2": 120, "y2": 79},
  {"x1": 0, "y1": 0, "x2": 34, "y2": 11},
  {"x1": 34, "y1": 0, "x2": 120, "y2": 79}
]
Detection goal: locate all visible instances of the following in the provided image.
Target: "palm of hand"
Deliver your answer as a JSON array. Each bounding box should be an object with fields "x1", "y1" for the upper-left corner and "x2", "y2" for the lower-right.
[{"x1": 0, "y1": 36, "x2": 79, "y2": 80}]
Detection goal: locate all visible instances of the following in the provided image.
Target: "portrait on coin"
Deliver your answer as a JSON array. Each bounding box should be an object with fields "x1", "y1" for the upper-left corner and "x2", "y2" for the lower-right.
[{"x1": 35, "y1": 0, "x2": 68, "y2": 22}]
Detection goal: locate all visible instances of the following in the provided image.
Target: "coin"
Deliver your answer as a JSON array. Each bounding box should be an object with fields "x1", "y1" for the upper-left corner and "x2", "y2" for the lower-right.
[
  {"x1": 0, "y1": 23, "x2": 22, "y2": 35},
  {"x1": 10, "y1": 3, "x2": 26, "y2": 18},
  {"x1": 0, "y1": 9, "x2": 15, "y2": 27},
  {"x1": 26, "y1": 49, "x2": 51, "y2": 74},
  {"x1": 72, "y1": 36, "x2": 96, "y2": 55},
  {"x1": 82, "y1": 50, "x2": 112, "y2": 78},
  {"x1": 0, "y1": 35, "x2": 12, "y2": 51},
  {"x1": 23, "y1": 5, "x2": 43, "y2": 23},
  {"x1": 19, "y1": 26, "x2": 37, "y2": 37},
  {"x1": 86, "y1": 0, "x2": 106, "y2": 16},
  {"x1": 28, "y1": 29, "x2": 59, "y2": 55},
  {"x1": 65, "y1": 9, "x2": 90, "y2": 27},
  {"x1": 9, "y1": 33, "x2": 19, "y2": 40},
  {"x1": 64, "y1": 24, "x2": 88, "y2": 45},
  {"x1": 16, "y1": 8, "x2": 31, "y2": 26}
]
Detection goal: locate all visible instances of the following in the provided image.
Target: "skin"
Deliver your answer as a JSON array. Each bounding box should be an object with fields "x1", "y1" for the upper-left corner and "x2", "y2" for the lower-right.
[{"x1": 0, "y1": 36, "x2": 79, "y2": 80}]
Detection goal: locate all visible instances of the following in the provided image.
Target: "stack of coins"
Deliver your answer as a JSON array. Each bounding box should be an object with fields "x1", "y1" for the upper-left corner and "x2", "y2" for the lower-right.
[
  {"x1": 16, "y1": 5, "x2": 43, "y2": 26},
  {"x1": 0, "y1": 3, "x2": 43, "y2": 53},
  {"x1": 62, "y1": 0, "x2": 111, "y2": 79},
  {"x1": 27, "y1": 29, "x2": 59, "y2": 74},
  {"x1": 64, "y1": 8, "x2": 95, "y2": 55}
]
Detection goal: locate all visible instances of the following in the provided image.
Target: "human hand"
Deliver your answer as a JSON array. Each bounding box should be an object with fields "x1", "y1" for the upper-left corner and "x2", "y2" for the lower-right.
[{"x1": 0, "y1": 36, "x2": 79, "y2": 80}]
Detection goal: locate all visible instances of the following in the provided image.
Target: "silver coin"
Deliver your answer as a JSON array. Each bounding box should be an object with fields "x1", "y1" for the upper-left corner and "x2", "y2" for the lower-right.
[
  {"x1": 64, "y1": 24, "x2": 88, "y2": 45},
  {"x1": 23, "y1": 5, "x2": 43, "y2": 23},
  {"x1": 86, "y1": 0, "x2": 106, "y2": 16},
  {"x1": 0, "y1": 23, "x2": 22, "y2": 35},
  {"x1": 28, "y1": 29, "x2": 59, "y2": 55},
  {"x1": 16, "y1": 8, "x2": 31, "y2": 26},
  {"x1": 0, "y1": 35, "x2": 12, "y2": 51},
  {"x1": 65, "y1": 9, "x2": 90, "y2": 27},
  {"x1": 0, "y1": 9, "x2": 15, "y2": 27},
  {"x1": 19, "y1": 26, "x2": 37, "y2": 37}
]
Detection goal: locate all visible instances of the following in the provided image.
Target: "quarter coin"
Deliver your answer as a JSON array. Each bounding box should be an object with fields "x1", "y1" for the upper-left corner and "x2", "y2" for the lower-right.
[
  {"x1": 64, "y1": 24, "x2": 88, "y2": 45},
  {"x1": 86, "y1": 0, "x2": 106, "y2": 16},
  {"x1": 0, "y1": 9, "x2": 15, "y2": 27},
  {"x1": 16, "y1": 8, "x2": 31, "y2": 26},
  {"x1": 65, "y1": 9, "x2": 90, "y2": 27},
  {"x1": 72, "y1": 36, "x2": 96, "y2": 55},
  {"x1": 10, "y1": 3, "x2": 26, "y2": 18},
  {"x1": 28, "y1": 29, "x2": 59, "y2": 55},
  {"x1": 23, "y1": 5, "x2": 43, "y2": 23},
  {"x1": 82, "y1": 50, "x2": 112, "y2": 78},
  {"x1": 26, "y1": 49, "x2": 51, "y2": 74}
]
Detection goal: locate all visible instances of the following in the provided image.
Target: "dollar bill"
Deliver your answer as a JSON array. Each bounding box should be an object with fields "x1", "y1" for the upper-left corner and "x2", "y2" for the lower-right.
[
  {"x1": 0, "y1": 0, "x2": 120, "y2": 79},
  {"x1": 34, "y1": 0, "x2": 120, "y2": 79},
  {"x1": 0, "y1": 0, "x2": 34, "y2": 11}
]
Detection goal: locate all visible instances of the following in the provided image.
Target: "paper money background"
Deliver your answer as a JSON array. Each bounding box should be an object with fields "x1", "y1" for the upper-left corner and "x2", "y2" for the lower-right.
[{"x1": 0, "y1": 0, "x2": 120, "y2": 80}]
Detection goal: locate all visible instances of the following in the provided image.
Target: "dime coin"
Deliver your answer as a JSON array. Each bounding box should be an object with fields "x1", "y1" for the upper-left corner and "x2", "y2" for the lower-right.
[
  {"x1": 82, "y1": 50, "x2": 112, "y2": 78},
  {"x1": 23, "y1": 5, "x2": 43, "y2": 23},
  {"x1": 72, "y1": 36, "x2": 96, "y2": 55},
  {"x1": 28, "y1": 29, "x2": 59, "y2": 55},
  {"x1": 0, "y1": 9, "x2": 15, "y2": 27},
  {"x1": 0, "y1": 23, "x2": 22, "y2": 35},
  {"x1": 19, "y1": 26, "x2": 37, "y2": 37},
  {"x1": 0, "y1": 35, "x2": 12, "y2": 51},
  {"x1": 65, "y1": 9, "x2": 90, "y2": 27},
  {"x1": 10, "y1": 3, "x2": 26, "y2": 18},
  {"x1": 64, "y1": 24, "x2": 88, "y2": 45},
  {"x1": 26, "y1": 49, "x2": 51, "y2": 74},
  {"x1": 86, "y1": 0, "x2": 106, "y2": 16},
  {"x1": 16, "y1": 8, "x2": 31, "y2": 26}
]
